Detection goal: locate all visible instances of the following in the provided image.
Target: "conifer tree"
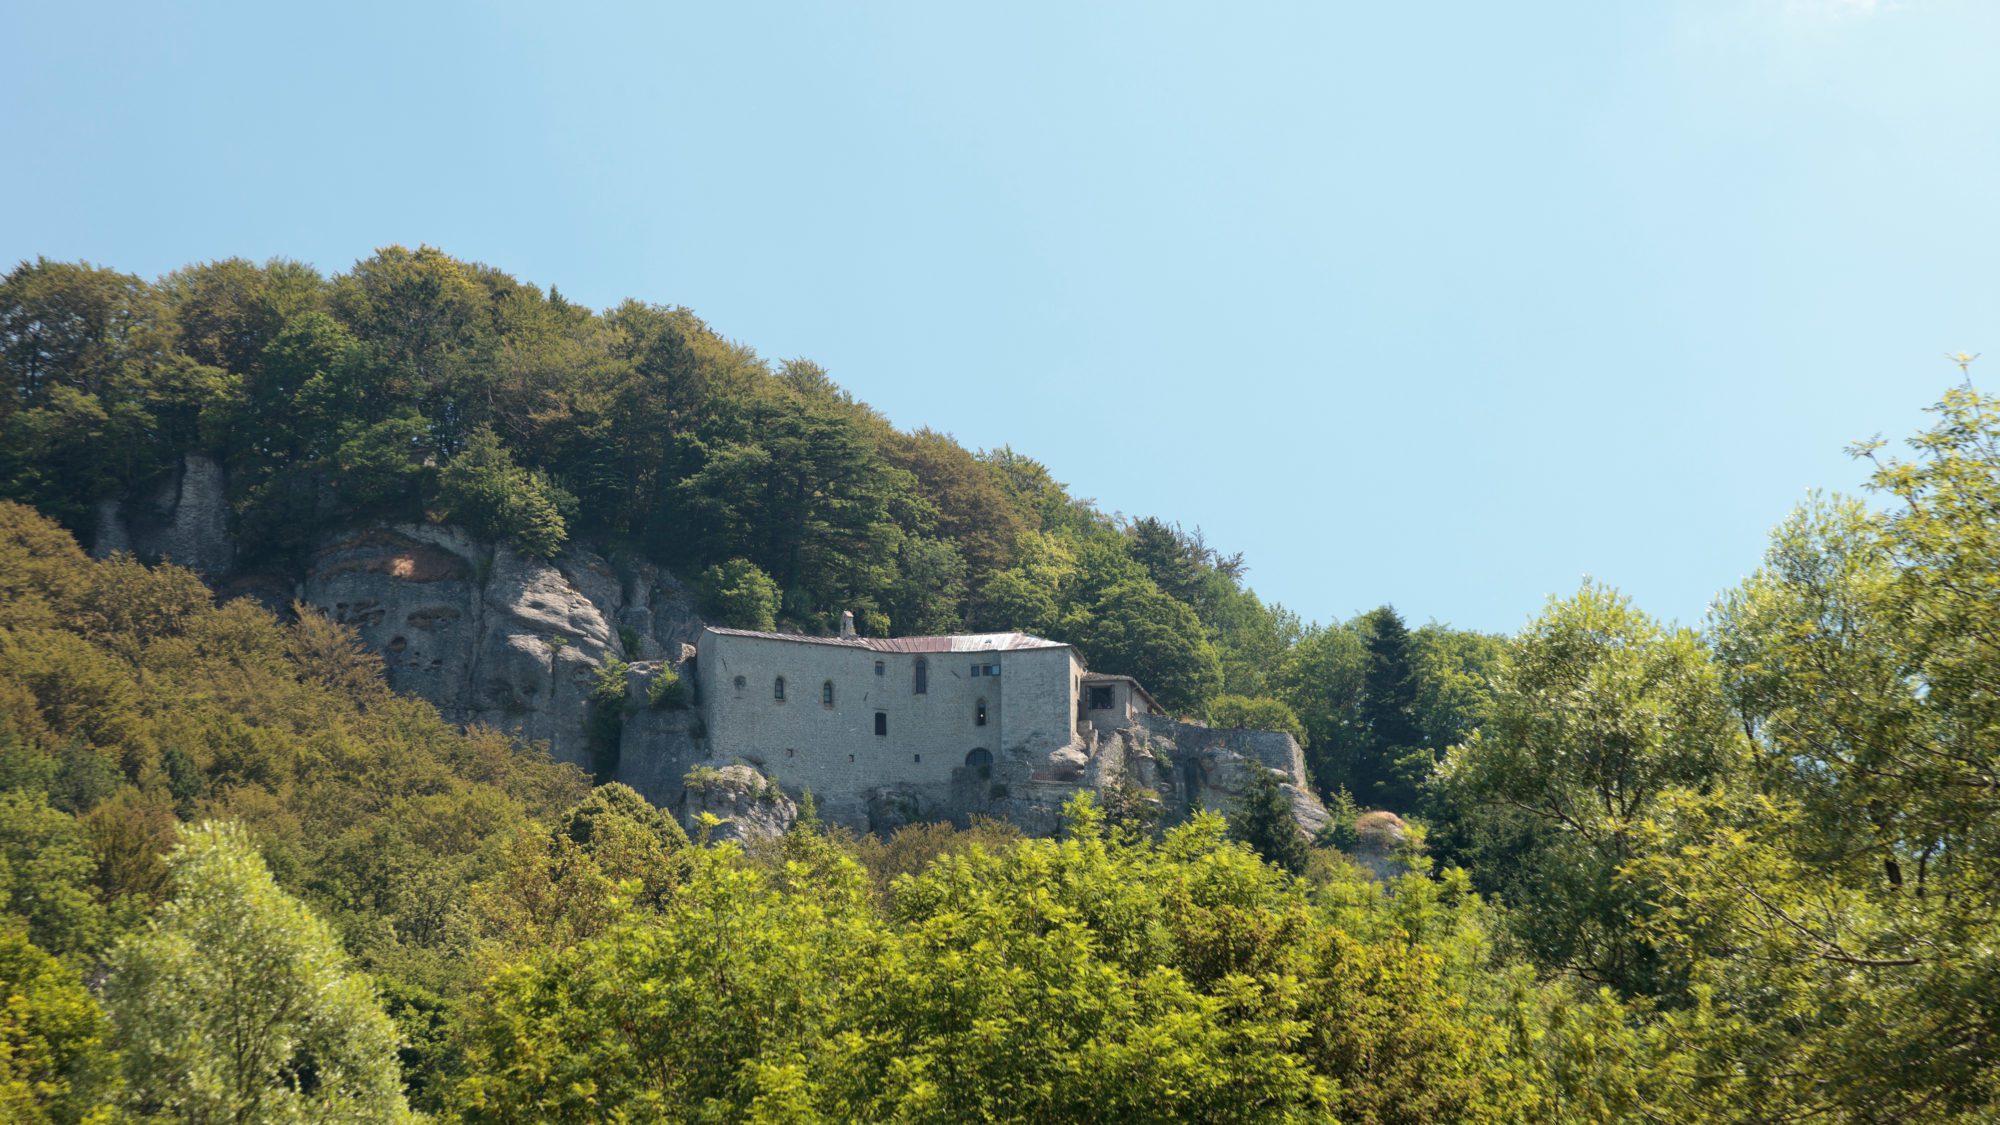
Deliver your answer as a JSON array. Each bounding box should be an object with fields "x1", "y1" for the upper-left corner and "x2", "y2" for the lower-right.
[
  {"x1": 1227, "y1": 768, "x2": 1310, "y2": 876},
  {"x1": 1358, "y1": 605, "x2": 1424, "y2": 808}
]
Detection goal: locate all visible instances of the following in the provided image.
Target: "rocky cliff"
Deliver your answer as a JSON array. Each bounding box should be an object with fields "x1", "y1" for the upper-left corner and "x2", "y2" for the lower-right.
[{"x1": 91, "y1": 454, "x2": 1331, "y2": 845}]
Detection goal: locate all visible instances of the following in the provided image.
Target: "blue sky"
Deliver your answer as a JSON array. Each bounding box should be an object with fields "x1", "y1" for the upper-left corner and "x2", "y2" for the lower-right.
[{"x1": 6, "y1": 1, "x2": 1994, "y2": 634}]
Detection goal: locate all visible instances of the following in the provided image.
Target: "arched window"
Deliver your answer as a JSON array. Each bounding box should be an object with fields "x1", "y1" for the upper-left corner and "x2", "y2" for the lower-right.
[
  {"x1": 965, "y1": 747, "x2": 993, "y2": 778},
  {"x1": 913, "y1": 657, "x2": 928, "y2": 695},
  {"x1": 773, "y1": 676, "x2": 786, "y2": 701},
  {"x1": 975, "y1": 698, "x2": 988, "y2": 727},
  {"x1": 822, "y1": 680, "x2": 835, "y2": 707}
]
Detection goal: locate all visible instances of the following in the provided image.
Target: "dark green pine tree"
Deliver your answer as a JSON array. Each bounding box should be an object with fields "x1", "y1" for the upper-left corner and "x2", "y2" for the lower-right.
[
  {"x1": 1358, "y1": 605, "x2": 1425, "y2": 810},
  {"x1": 1228, "y1": 767, "x2": 1311, "y2": 876}
]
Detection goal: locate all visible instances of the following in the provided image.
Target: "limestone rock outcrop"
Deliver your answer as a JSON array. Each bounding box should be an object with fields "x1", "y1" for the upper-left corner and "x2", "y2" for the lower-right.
[
  {"x1": 293, "y1": 524, "x2": 705, "y2": 775},
  {"x1": 92, "y1": 453, "x2": 235, "y2": 576},
  {"x1": 678, "y1": 764, "x2": 799, "y2": 843},
  {"x1": 84, "y1": 468, "x2": 1331, "y2": 843},
  {"x1": 1349, "y1": 811, "x2": 1418, "y2": 881}
]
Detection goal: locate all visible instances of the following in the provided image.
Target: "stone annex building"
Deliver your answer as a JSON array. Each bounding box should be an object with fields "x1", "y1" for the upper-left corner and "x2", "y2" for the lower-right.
[{"x1": 692, "y1": 612, "x2": 1322, "y2": 834}]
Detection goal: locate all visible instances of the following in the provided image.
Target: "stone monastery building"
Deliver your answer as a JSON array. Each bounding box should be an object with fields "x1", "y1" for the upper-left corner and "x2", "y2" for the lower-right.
[{"x1": 694, "y1": 612, "x2": 1166, "y2": 807}]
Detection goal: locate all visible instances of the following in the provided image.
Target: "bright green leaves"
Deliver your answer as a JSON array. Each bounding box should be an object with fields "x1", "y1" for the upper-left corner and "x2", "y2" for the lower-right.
[{"x1": 105, "y1": 821, "x2": 411, "y2": 1123}]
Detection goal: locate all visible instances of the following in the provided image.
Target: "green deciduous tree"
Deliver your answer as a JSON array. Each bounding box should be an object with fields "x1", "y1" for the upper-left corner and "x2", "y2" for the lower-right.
[
  {"x1": 0, "y1": 928, "x2": 112, "y2": 1124},
  {"x1": 1206, "y1": 695, "x2": 1306, "y2": 744},
  {"x1": 698, "y1": 557, "x2": 781, "y2": 630},
  {"x1": 1433, "y1": 583, "x2": 1748, "y2": 997},
  {"x1": 433, "y1": 424, "x2": 572, "y2": 557},
  {"x1": 1071, "y1": 580, "x2": 1223, "y2": 714},
  {"x1": 104, "y1": 821, "x2": 411, "y2": 1123}
]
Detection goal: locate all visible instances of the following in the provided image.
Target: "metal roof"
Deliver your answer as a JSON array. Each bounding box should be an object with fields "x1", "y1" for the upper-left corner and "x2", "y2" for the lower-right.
[{"x1": 703, "y1": 627, "x2": 1069, "y2": 653}]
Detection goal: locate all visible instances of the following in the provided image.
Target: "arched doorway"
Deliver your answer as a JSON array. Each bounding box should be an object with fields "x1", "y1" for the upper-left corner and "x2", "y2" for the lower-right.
[{"x1": 964, "y1": 747, "x2": 993, "y2": 778}]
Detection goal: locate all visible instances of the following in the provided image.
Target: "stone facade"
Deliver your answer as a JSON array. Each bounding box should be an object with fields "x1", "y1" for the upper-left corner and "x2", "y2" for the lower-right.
[
  {"x1": 688, "y1": 626, "x2": 1330, "y2": 840},
  {"x1": 694, "y1": 628, "x2": 1084, "y2": 828}
]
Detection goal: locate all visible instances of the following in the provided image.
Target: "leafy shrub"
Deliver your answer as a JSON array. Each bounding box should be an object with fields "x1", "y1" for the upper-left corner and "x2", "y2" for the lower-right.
[
  {"x1": 646, "y1": 667, "x2": 686, "y2": 709},
  {"x1": 698, "y1": 559, "x2": 780, "y2": 631},
  {"x1": 1207, "y1": 695, "x2": 1307, "y2": 744}
]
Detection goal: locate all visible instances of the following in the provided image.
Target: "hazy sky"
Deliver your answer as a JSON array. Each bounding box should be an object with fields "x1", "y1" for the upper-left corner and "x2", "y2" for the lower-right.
[{"x1": 6, "y1": 1, "x2": 1995, "y2": 634}]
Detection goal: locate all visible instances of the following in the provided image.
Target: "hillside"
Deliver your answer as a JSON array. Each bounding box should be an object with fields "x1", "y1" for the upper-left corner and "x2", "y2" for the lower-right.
[
  {"x1": 7, "y1": 249, "x2": 2000, "y2": 1121},
  {"x1": 1, "y1": 249, "x2": 1500, "y2": 813}
]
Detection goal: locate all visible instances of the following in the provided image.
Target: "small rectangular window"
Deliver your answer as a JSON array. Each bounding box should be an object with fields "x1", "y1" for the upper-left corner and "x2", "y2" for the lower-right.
[
  {"x1": 822, "y1": 681, "x2": 835, "y2": 707},
  {"x1": 874, "y1": 660, "x2": 885, "y2": 676},
  {"x1": 874, "y1": 711, "x2": 888, "y2": 736}
]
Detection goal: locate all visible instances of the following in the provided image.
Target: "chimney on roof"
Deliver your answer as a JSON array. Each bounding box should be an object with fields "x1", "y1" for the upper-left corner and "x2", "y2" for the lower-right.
[{"x1": 839, "y1": 610, "x2": 856, "y2": 638}]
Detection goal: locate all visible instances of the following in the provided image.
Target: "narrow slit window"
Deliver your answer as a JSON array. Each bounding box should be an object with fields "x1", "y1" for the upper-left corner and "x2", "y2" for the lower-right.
[
  {"x1": 914, "y1": 657, "x2": 928, "y2": 695},
  {"x1": 774, "y1": 676, "x2": 786, "y2": 701},
  {"x1": 875, "y1": 711, "x2": 888, "y2": 736},
  {"x1": 822, "y1": 680, "x2": 835, "y2": 707},
  {"x1": 975, "y1": 699, "x2": 988, "y2": 727}
]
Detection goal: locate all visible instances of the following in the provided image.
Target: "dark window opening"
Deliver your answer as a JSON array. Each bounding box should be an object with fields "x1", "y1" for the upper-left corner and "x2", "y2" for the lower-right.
[
  {"x1": 914, "y1": 657, "x2": 928, "y2": 695},
  {"x1": 913, "y1": 753, "x2": 922, "y2": 763},
  {"x1": 848, "y1": 754, "x2": 855, "y2": 763},
  {"x1": 874, "y1": 711, "x2": 888, "y2": 736},
  {"x1": 774, "y1": 676, "x2": 786, "y2": 701},
  {"x1": 733, "y1": 675, "x2": 747, "y2": 691},
  {"x1": 965, "y1": 747, "x2": 993, "y2": 778},
  {"x1": 1088, "y1": 686, "x2": 1116, "y2": 710},
  {"x1": 975, "y1": 699, "x2": 988, "y2": 726},
  {"x1": 822, "y1": 680, "x2": 835, "y2": 707},
  {"x1": 971, "y1": 663, "x2": 1000, "y2": 678},
  {"x1": 874, "y1": 660, "x2": 885, "y2": 676}
]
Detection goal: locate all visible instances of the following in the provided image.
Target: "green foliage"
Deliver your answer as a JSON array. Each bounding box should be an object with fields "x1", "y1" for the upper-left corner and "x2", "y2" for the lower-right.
[
  {"x1": 0, "y1": 792, "x2": 105, "y2": 960},
  {"x1": 105, "y1": 821, "x2": 411, "y2": 1122},
  {"x1": 0, "y1": 502, "x2": 591, "y2": 1096},
  {"x1": 447, "y1": 795, "x2": 1533, "y2": 1122},
  {"x1": 24, "y1": 247, "x2": 2000, "y2": 1118},
  {"x1": 0, "y1": 928, "x2": 112, "y2": 1124},
  {"x1": 1071, "y1": 579, "x2": 1223, "y2": 714},
  {"x1": 1358, "y1": 605, "x2": 1424, "y2": 808},
  {"x1": 433, "y1": 424, "x2": 573, "y2": 557},
  {"x1": 698, "y1": 557, "x2": 780, "y2": 630},
  {"x1": 645, "y1": 666, "x2": 685, "y2": 709},
  {"x1": 883, "y1": 535, "x2": 968, "y2": 635},
  {"x1": 1228, "y1": 768, "x2": 1312, "y2": 876},
  {"x1": 1434, "y1": 582, "x2": 1748, "y2": 997},
  {"x1": 585, "y1": 659, "x2": 630, "y2": 780},
  {"x1": 1206, "y1": 694, "x2": 1306, "y2": 743}
]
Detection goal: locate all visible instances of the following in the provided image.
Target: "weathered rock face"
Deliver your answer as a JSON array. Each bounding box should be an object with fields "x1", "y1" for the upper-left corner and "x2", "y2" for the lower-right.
[
  {"x1": 87, "y1": 472, "x2": 1330, "y2": 843},
  {"x1": 92, "y1": 454, "x2": 235, "y2": 576},
  {"x1": 677, "y1": 764, "x2": 799, "y2": 843},
  {"x1": 1350, "y1": 811, "x2": 1418, "y2": 881},
  {"x1": 949, "y1": 714, "x2": 1331, "y2": 842},
  {"x1": 292, "y1": 524, "x2": 705, "y2": 776}
]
